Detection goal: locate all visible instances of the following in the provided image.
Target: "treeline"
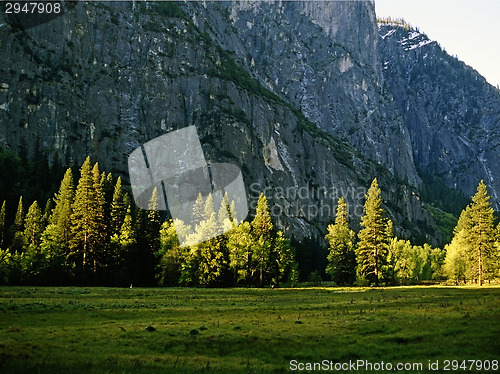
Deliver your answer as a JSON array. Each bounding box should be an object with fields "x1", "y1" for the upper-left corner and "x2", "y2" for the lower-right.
[
  {"x1": 0, "y1": 154, "x2": 499, "y2": 287},
  {"x1": 0, "y1": 156, "x2": 296, "y2": 287},
  {"x1": 326, "y1": 179, "x2": 500, "y2": 286}
]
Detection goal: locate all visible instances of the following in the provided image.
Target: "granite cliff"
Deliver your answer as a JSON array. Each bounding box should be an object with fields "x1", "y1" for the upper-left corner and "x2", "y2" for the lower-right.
[{"x1": 1, "y1": 1, "x2": 498, "y2": 246}]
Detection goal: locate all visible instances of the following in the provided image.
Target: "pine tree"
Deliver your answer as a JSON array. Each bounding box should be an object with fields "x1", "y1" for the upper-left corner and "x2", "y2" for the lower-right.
[
  {"x1": 52, "y1": 168, "x2": 74, "y2": 246},
  {"x1": 14, "y1": 196, "x2": 24, "y2": 232},
  {"x1": 251, "y1": 193, "x2": 273, "y2": 286},
  {"x1": 42, "y1": 198, "x2": 53, "y2": 227},
  {"x1": 467, "y1": 180, "x2": 496, "y2": 285},
  {"x1": 193, "y1": 193, "x2": 205, "y2": 223},
  {"x1": 10, "y1": 196, "x2": 25, "y2": 253},
  {"x1": 24, "y1": 201, "x2": 43, "y2": 250},
  {"x1": 196, "y1": 212, "x2": 227, "y2": 286},
  {"x1": 70, "y1": 157, "x2": 106, "y2": 273},
  {"x1": 0, "y1": 201, "x2": 6, "y2": 248},
  {"x1": 272, "y1": 231, "x2": 294, "y2": 288},
  {"x1": 218, "y1": 192, "x2": 233, "y2": 234},
  {"x1": 91, "y1": 163, "x2": 107, "y2": 272},
  {"x1": 100, "y1": 172, "x2": 114, "y2": 242},
  {"x1": 146, "y1": 187, "x2": 161, "y2": 252},
  {"x1": 356, "y1": 178, "x2": 390, "y2": 286},
  {"x1": 444, "y1": 205, "x2": 472, "y2": 283},
  {"x1": 194, "y1": 194, "x2": 228, "y2": 286},
  {"x1": 203, "y1": 193, "x2": 215, "y2": 224},
  {"x1": 325, "y1": 197, "x2": 356, "y2": 285},
  {"x1": 227, "y1": 221, "x2": 253, "y2": 285},
  {"x1": 157, "y1": 219, "x2": 183, "y2": 286},
  {"x1": 111, "y1": 203, "x2": 136, "y2": 285},
  {"x1": 110, "y1": 177, "x2": 125, "y2": 237},
  {"x1": 129, "y1": 187, "x2": 161, "y2": 285},
  {"x1": 289, "y1": 262, "x2": 300, "y2": 288},
  {"x1": 118, "y1": 204, "x2": 135, "y2": 248}
]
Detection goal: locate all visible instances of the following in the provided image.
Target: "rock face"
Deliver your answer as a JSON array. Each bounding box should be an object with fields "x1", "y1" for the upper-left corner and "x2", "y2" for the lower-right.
[
  {"x1": 378, "y1": 22, "x2": 500, "y2": 210},
  {"x1": 208, "y1": 0, "x2": 420, "y2": 186},
  {"x1": 1, "y1": 1, "x2": 498, "y2": 244}
]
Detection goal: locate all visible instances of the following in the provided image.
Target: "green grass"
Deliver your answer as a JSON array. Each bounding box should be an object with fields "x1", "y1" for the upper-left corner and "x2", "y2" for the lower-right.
[{"x1": 0, "y1": 286, "x2": 499, "y2": 373}]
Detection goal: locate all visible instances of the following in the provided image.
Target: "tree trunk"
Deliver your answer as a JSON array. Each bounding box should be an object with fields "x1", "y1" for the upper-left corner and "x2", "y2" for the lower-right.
[{"x1": 478, "y1": 246, "x2": 483, "y2": 286}]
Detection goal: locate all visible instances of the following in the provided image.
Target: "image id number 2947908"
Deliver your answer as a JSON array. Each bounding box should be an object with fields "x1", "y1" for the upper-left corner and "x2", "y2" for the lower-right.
[
  {"x1": 442, "y1": 360, "x2": 498, "y2": 371},
  {"x1": 5, "y1": 2, "x2": 61, "y2": 14}
]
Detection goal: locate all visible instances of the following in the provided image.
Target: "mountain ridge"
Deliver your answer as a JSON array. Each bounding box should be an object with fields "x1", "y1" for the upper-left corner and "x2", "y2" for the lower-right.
[{"x1": 1, "y1": 1, "x2": 498, "y2": 247}]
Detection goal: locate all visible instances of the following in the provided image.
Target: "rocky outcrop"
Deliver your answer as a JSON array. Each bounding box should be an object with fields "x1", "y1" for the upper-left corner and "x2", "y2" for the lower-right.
[
  {"x1": 378, "y1": 22, "x2": 500, "y2": 209},
  {"x1": 195, "y1": 1, "x2": 420, "y2": 186}
]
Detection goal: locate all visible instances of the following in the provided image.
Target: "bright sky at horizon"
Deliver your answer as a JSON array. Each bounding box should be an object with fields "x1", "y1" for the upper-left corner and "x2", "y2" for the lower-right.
[{"x1": 375, "y1": 0, "x2": 500, "y2": 88}]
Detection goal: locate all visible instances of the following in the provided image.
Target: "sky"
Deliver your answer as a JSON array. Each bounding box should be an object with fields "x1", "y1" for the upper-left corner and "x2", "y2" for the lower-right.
[{"x1": 375, "y1": 0, "x2": 500, "y2": 88}]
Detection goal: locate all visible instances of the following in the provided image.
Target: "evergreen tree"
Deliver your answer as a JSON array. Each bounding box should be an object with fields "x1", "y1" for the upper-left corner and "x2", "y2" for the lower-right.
[
  {"x1": 0, "y1": 201, "x2": 6, "y2": 248},
  {"x1": 118, "y1": 205, "x2": 135, "y2": 248},
  {"x1": 51, "y1": 168, "x2": 74, "y2": 247},
  {"x1": 356, "y1": 178, "x2": 390, "y2": 286},
  {"x1": 272, "y1": 231, "x2": 294, "y2": 287},
  {"x1": 100, "y1": 172, "x2": 114, "y2": 242},
  {"x1": 251, "y1": 193, "x2": 273, "y2": 287},
  {"x1": 129, "y1": 187, "x2": 160, "y2": 285},
  {"x1": 110, "y1": 177, "x2": 126, "y2": 237},
  {"x1": 70, "y1": 157, "x2": 106, "y2": 275},
  {"x1": 197, "y1": 213, "x2": 227, "y2": 286},
  {"x1": 10, "y1": 196, "x2": 25, "y2": 253},
  {"x1": 444, "y1": 206, "x2": 472, "y2": 283},
  {"x1": 40, "y1": 223, "x2": 68, "y2": 284},
  {"x1": 289, "y1": 262, "x2": 300, "y2": 288},
  {"x1": 193, "y1": 192, "x2": 205, "y2": 223},
  {"x1": 325, "y1": 197, "x2": 356, "y2": 285},
  {"x1": 14, "y1": 196, "x2": 24, "y2": 232},
  {"x1": 467, "y1": 180, "x2": 496, "y2": 285},
  {"x1": 23, "y1": 201, "x2": 43, "y2": 250},
  {"x1": 42, "y1": 198, "x2": 53, "y2": 228},
  {"x1": 195, "y1": 194, "x2": 228, "y2": 286},
  {"x1": 157, "y1": 219, "x2": 183, "y2": 286},
  {"x1": 203, "y1": 193, "x2": 215, "y2": 224},
  {"x1": 227, "y1": 221, "x2": 253, "y2": 285},
  {"x1": 111, "y1": 203, "x2": 136, "y2": 285},
  {"x1": 218, "y1": 192, "x2": 233, "y2": 234},
  {"x1": 146, "y1": 187, "x2": 161, "y2": 252}
]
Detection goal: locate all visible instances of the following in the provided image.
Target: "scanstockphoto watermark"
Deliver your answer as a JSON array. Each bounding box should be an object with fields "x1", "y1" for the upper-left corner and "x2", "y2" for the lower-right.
[
  {"x1": 249, "y1": 182, "x2": 366, "y2": 220},
  {"x1": 289, "y1": 359, "x2": 499, "y2": 372},
  {"x1": 290, "y1": 359, "x2": 425, "y2": 372}
]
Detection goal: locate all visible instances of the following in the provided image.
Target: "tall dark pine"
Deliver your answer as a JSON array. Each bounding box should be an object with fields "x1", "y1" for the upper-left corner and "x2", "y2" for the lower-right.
[
  {"x1": 70, "y1": 157, "x2": 106, "y2": 274},
  {"x1": 356, "y1": 178, "x2": 390, "y2": 286},
  {"x1": 467, "y1": 180, "x2": 496, "y2": 286}
]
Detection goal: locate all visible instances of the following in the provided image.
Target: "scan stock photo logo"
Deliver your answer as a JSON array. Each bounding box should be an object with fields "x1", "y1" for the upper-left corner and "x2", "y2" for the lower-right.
[{"x1": 128, "y1": 126, "x2": 248, "y2": 247}]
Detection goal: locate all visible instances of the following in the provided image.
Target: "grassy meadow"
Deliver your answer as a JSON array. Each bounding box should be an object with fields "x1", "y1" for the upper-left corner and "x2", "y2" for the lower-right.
[{"x1": 0, "y1": 285, "x2": 499, "y2": 373}]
